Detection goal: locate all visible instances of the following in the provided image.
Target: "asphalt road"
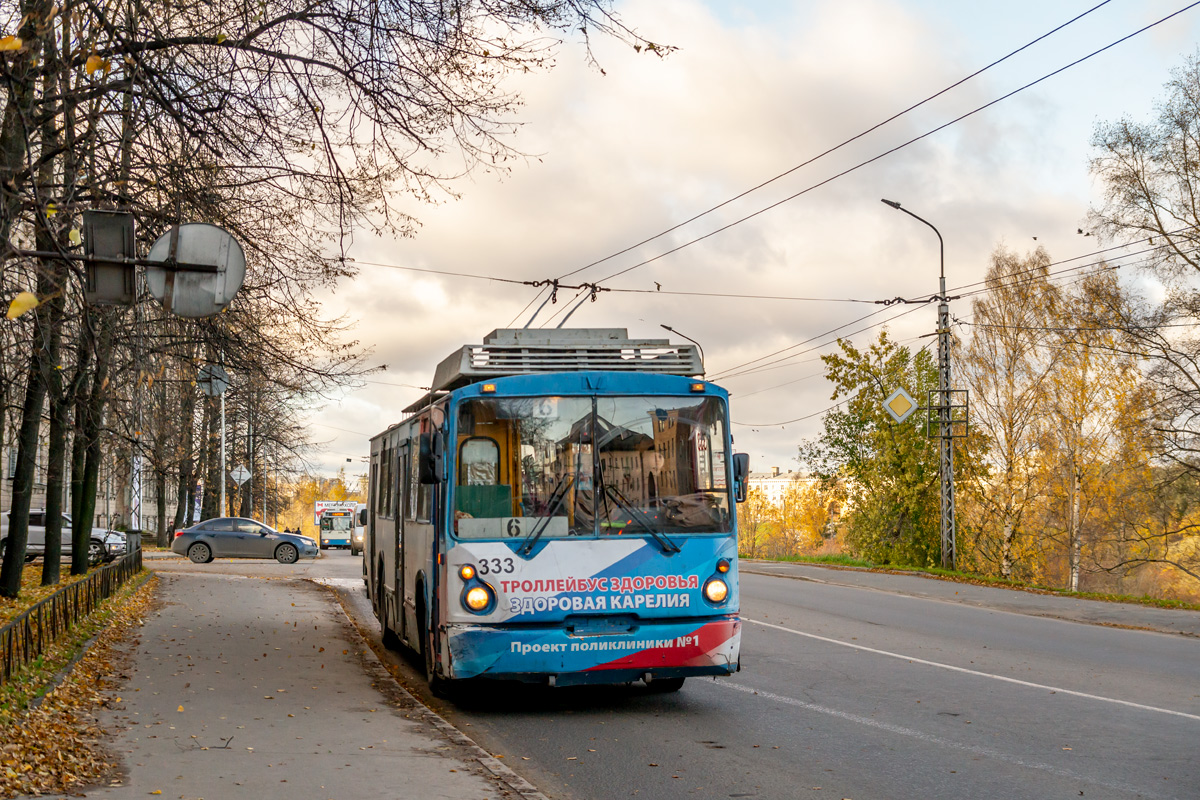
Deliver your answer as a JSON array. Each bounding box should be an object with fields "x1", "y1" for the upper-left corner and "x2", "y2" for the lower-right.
[{"x1": 162, "y1": 549, "x2": 1200, "y2": 800}]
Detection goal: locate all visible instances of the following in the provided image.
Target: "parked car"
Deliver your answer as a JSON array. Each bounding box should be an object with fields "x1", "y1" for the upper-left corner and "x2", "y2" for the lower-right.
[
  {"x1": 172, "y1": 517, "x2": 319, "y2": 564},
  {"x1": 0, "y1": 510, "x2": 127, "y2": 565}
]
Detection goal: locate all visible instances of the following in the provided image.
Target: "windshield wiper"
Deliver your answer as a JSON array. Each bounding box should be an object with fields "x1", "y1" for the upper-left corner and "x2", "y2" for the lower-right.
[
  {"x1": 519, "y1": 474, "x2": 573, "y2": 556},
  {"x1": 597, "y1": 467, "x2": 680, "y2": 554}
]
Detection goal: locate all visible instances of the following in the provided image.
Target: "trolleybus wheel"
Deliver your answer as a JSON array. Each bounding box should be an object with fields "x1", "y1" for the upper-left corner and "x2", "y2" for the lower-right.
[
  {"x1": 646, "y1": 677, "x2": 685, "y2": 693},
  {"x1": 376, "y1": 565, "x2": 401, "y2": 649},
  {"x1": 418, "y1": 594, "x2": 450, "y2": 697},
  {"x1": 372, "y1": 558, "x2": 383, "y2": 619}
]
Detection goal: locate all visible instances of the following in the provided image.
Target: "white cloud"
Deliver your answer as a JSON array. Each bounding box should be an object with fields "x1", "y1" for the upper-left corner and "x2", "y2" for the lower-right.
[{"x1": 302, "y1": 0, "x2": 1200, "y2": 476}]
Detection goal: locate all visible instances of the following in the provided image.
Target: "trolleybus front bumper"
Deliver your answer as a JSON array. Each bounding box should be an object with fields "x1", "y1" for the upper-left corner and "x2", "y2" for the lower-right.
[
  {"x1": 441, "y1": 615, "x2": 740, "y2": 685},
  {"x1": 320, "y1": 538, "x2": 351, "y2": 547}
]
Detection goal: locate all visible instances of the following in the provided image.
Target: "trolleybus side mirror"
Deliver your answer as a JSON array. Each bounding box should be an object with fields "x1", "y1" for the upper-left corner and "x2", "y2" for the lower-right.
[
  {"x1": 358, "y1": 508, "x2": 367, "y2": 526},
  {"x1": 733, "y1": 453, "x2": 750, "y2": 503}
]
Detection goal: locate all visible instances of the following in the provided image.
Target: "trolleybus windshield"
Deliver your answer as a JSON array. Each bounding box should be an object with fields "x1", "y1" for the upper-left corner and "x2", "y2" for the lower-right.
[
  {"x1": 321, "y1": 514, "x2": 353, "y2": 532},
  {"x1": 453, "y1": 395, "x2": 731, "y2": 540}
]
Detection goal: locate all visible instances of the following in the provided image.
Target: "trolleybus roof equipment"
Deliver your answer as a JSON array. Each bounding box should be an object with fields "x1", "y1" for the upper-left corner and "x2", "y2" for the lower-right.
[{"x1": 404, "y1": 328, "x2": 704, "y2": 414}]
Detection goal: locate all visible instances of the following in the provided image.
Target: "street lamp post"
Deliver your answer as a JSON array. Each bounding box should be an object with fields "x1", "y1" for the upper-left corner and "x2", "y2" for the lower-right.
[
  {"x1": 220, "y1": 382, "x2": 226, "y2": 516},
  {"x1": 881, "y1": 199, "x2": 956, "y2": 570},
  {"x1": 660, "y1": 324, "x2": 706, "y2": 371}
]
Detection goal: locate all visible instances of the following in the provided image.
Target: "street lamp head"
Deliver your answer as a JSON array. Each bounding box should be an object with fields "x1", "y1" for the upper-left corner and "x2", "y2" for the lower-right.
[
  {"x1": 881, "y1": 199, "x2": 902, "y2": 209},
  {"x1": 659, "y1": 324, "x2": 704, "y2": 370}
]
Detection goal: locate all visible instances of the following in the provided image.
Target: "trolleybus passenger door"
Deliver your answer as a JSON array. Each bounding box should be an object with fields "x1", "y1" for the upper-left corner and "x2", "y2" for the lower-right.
[
  {"x1": 395, "y1": 442, "x2": 409, "y2": 641},
  {"x1": 367, "y1": 461, "x2": 377, "y2": 588}
]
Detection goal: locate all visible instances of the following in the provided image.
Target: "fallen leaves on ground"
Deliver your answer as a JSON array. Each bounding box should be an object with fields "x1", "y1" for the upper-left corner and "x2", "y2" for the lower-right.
[
  {"x1": 0, "y1": 564, "x2": 94, "y2": 628},
  {"x1": 0, "y1": 574, "x2": 157, "y2": 799}
]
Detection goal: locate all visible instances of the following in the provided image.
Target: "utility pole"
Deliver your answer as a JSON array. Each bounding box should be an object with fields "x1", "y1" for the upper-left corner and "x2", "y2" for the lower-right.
[
  {"x1": 936, "y1": 263, "x2": 956, "y2": 571},
  {"x1": 882, "y1": 199, "x2": 960, "y2": 570},
  {"x1": 219, "y1": 382, "x2": 226, "y2": 517}
]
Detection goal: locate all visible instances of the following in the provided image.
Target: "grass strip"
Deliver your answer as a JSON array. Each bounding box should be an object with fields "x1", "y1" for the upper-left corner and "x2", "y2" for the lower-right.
[
  {"x1": 0, "y1": 571, "x2": 156, "y2": 799},
  {"x1": 743, "y1": 554, "x2": 1200, "y2": 611},
  {"x1": 0, "y1": 565, "x2": 94, "y2": 628}
]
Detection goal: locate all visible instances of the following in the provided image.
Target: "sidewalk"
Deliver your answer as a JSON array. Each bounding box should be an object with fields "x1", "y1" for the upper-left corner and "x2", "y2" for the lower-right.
[{"x1": 71, "y1": 570, "x2": 528, "y2": 800}]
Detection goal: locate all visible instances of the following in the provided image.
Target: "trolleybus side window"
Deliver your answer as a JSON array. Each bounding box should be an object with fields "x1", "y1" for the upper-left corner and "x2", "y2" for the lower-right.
[
  {"x1": 370, "y1": 462, "x2": 379, "y2": 518},
  {"x1": 408, "y1": 441, "x2": 419, "y2": 522},
  {"x1": 417, "y1": 421, "x2": 435, "y2": 521},
  {"x1": 379, "y1": 444, "x2": 391, "y2": 519},
  {"x1": 417, "y1": 481, "x2": 432, "y2": 522},
  {"x1": 392, "y1": 443, "x2": 406, "y2": 519}
]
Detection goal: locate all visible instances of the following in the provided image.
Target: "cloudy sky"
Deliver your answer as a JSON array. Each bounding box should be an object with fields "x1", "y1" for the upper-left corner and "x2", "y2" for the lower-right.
[{"x1": 304, "y1": 0, "x2": 1200, "y2": 481}]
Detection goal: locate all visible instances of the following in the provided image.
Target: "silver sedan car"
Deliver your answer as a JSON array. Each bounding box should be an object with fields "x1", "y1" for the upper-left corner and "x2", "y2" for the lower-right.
[
  {"x1": 1, "y1": 510, "x2": 126, "y2": 565},
  {"x1": 172, "y1": 517, "x2": 319, "y2": 564}
]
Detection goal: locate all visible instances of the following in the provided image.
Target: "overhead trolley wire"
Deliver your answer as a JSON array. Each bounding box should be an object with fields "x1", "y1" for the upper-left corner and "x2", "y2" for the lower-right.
[
  {"x1": 959, "y1": 319, "x2": 1200, "y2": 333},
  {"x1": 553, "y1": 0, "x2": 1118, "y2": 284},
  {"x1": 335, "y1": 257, "x2": 532, "y2": 286},
  {"x1": 707, "y1": 234, "x2": 1180, "y2": 382},
  {"x1": 715, "y1": 304, "x2": 928, "y2": 381},
  {"x1": 337, "y1": 5, "x2": 1199, "y2": 338},
  {"x1": 588, "y1": 2, "x2": 1200, "y2": 288},
  {"x1": 605, "y1": 287, "x2": 876, "y2": 303},
  {"x1": 718, "y1": 254, "x2": 1124, "y2": 383},
  {"x1": 729, "y1": 330, "x2": 934, "y2": 401},
  {"x1": 731, "y1": 392, "x2": 860, "y2": 428},
  {"x1": 707, "y1": 306, "x2": 894, "y2": 381},
  {"x1": 342, "y1": 234, "x2": 1155, "y2": 321},
  {"x1": 722, "y1": 245, "x2": 1188, "y2": 410},
  {"x1": 945, "y1": 228, "x2": 1196, "y2": 297}
]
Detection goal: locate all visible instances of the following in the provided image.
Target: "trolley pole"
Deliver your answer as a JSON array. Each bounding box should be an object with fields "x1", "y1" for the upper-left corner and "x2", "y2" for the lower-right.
[{"x1": 882, "y1": 199, "x2": 956, "y2": 570}]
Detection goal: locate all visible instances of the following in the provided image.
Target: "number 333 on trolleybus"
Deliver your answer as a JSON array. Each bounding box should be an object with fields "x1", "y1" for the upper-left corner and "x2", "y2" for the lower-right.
[{"x1": 363, "y1": 328, "x2": 750, "y2": 693}]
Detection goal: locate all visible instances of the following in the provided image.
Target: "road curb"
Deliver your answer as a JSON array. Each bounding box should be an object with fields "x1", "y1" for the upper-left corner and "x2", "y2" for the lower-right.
[{"x1": 319, "y1": 581, "x2": 551, "y2": 800}]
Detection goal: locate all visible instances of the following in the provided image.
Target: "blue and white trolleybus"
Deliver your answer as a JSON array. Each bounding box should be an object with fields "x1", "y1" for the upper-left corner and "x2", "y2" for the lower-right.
[
  {"x1": 364, "y1": 328, "x2": 749, "y2": 692},
  {"x1": 318, "y1": 508, "x2": 354, "y2": 549}
]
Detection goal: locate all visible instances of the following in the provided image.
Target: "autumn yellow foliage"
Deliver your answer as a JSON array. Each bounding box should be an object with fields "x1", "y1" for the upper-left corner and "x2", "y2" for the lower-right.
[{"x1": 0, "y1": 575, "x2": 156, "y2": 798}]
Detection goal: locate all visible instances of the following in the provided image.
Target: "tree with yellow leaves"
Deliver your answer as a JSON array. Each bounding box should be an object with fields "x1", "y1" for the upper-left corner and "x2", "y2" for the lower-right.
[
  {"x1": 1039, "y1": 270, "x2": 1150, "y2": 591},
  {"x1": 736, "y1": 487, "x2": 772, "y2": 560},
  {"x1": 959, "y1": 246, "x2": 1060, "y2": 580}
]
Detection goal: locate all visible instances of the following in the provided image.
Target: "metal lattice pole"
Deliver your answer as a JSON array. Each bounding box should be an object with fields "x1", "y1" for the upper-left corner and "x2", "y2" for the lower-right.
[
  {"x1": 882, "y1": 199, "x2": 956, "y2": 570},
  {"x1": 937, "y1": 277, "x2": 956, "y2": 570}
]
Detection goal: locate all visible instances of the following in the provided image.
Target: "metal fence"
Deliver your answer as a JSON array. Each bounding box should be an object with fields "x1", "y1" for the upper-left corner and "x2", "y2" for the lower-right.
[{"x1": 0, "y1": 548, "x2": 144, "y2": 686}]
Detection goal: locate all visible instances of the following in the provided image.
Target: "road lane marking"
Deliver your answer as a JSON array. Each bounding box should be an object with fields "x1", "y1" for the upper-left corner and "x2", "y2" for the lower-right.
[
  {"x1": 747, "y1": 617, "x2": 1200, "y2": 722},
  {"x1": 712, "y1": 682, "x2": 1173, "y2": 799}
]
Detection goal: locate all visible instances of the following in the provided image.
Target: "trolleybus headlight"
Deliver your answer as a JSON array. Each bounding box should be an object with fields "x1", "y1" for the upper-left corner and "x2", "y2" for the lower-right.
[
  {"x1": 704, "y1": 578, "x2": 729, "y2": 604},
  {"x1": 459, "y1": 564, "x2": 476, "y2": 581},
  {"x1": 464, "y1": 585, "x2": 492, "y2": 612}
]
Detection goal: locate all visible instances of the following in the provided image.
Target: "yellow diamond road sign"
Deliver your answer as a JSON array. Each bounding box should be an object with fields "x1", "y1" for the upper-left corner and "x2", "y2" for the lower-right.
[{"x1": 884, "y1": 388, "x2": 917, "y2": 423}]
